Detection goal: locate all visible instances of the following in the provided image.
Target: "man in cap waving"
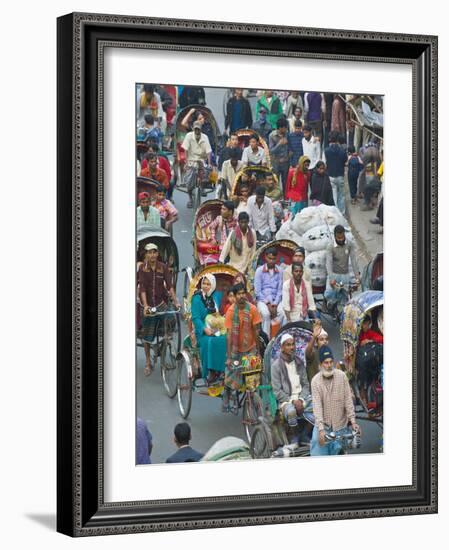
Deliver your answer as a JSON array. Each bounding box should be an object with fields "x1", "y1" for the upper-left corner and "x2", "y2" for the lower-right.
[
  {"x1": 271, "y1": 333, "x2": 311, "y2": 445},
  {"x1": 310, "y1": 345, "x2": 361, "y2": 455}
]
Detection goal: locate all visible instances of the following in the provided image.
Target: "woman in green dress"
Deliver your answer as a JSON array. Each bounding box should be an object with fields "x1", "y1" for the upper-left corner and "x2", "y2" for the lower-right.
[{"x1": 191, "y1": 273, "x2": 227, "y2": 382}]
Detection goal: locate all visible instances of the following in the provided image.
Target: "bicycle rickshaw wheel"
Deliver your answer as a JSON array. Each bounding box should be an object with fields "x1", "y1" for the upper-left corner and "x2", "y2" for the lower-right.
[
  {"x1": 242, "y1": 392, "x2": 263, "y2": 443},
  {"x1": 160, "y1": 317, "x2": 178, "y2": 398},
  {"x1": 177, "y1": 351, "x2": 193, "y2": 418},
  {"x1": 250, "y1": 421, "x2": 274, "y2": 459}
]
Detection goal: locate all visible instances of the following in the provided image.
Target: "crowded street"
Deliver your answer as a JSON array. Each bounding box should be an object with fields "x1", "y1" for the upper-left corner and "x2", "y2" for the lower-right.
[{"x1": 136, "y1": 85, "x2": 384, "y2": 464}]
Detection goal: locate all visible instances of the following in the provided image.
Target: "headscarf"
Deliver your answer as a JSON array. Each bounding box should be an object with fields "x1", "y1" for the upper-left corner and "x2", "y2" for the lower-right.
[
  {"x1": 194, "y1": 273, "x2": 217, "y2": 314},
  {"x1": 290, "y1": 155, "x2": 310, "y2": 188}
]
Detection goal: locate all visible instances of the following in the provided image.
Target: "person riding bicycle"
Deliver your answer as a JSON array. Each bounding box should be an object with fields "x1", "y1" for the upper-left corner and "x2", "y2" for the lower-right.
[
  {"x1": 310, "y1": 346, "x2": 361, "y2": 456},
  {"x1": 271, "y1": 333, "x2": 311, "y2": 446},
  {"x1": 181, "y1": 121, "x2": 212, "y2": 208},
  {"x1": 324, "y1": 225, "x2": 360, "y2": 312},
  {"x1": 138, "y1": 243, "x2": 180, "y2": 376},
  {"x1": 224, "y1": 282, "x2": 262, "y2": 412}
]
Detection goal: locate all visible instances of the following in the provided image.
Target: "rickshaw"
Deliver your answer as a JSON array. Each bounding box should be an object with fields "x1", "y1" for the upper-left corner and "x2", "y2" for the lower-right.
[
  {"x1": 231, "y1": 165, "x2": 279, "y2": 198},
  {"x1": 176, "y1": 263, "x2": 267, "y2": 442},
  {"x1": 191, "y1": 199, "x2": 223, "y2": 268},
  {"x1": 340, "y1": 290, "x2": 384, "y2": 423},
  {"x1": 201, "y1": 436, "x2": 251, "y2": 462},
  {"x1": 174, "y1": 104, "x2": 221, "y2": 208},
  {"x1": 250, "y1": 321, "x2": 316, "y2": 459},
  {"x1": 136, "y1": 224, "x2": 182, "y2": 397},
  {"x1": 136, "y1": 176, "x2": 159, "y2": 202},
  {"x1": 234, "y1": 128, "x2": 271, "y2": 168},
  {"x1": 247, "y1": 238, "x2": 298, "y2": 291},
  {"x1": 361, "y1": 252, "x2": 383, "y2": 291}
]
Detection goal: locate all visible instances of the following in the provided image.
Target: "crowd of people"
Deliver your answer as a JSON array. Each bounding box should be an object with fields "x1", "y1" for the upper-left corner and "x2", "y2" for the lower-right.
[{"x1": 136, "y1": 85, "x2": 384, "y2": 461}]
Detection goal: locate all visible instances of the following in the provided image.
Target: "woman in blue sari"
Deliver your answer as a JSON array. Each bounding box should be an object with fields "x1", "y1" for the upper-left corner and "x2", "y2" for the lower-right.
[{"x1": 191, "y1": 273, "x2": 227, "y2": 382}]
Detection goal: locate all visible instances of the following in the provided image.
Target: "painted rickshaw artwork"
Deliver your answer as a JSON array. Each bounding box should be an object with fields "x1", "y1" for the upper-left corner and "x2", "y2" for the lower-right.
[
  {"x1": 177, "y1": 263, "x2": 266, "y2": 442},
  {"x1": 174, "y1": 104, "x2": 221, "y2": 208},
  {"x1": 340, "y1": 290, "x2": 384, "y2": 424},
  {"x1": 191, "y1": 199, "x2": 223, "y2": 268},
  {"x1": 250, "y1": 321, "x2": 316, "y2": 459},
  {"x1": 231, "y1": 165, "x2": 279, "y2": 198}
]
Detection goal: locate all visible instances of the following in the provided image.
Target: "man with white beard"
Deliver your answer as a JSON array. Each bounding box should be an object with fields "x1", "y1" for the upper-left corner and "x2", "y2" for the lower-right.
[{"x1": 310, "y1": 346, "x2": 361, "y2": 456}]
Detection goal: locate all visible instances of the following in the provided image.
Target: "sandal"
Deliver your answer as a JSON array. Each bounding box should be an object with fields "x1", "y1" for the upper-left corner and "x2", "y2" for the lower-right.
[
  {"x1": 186, "y1": 200, "x2": 193, "y2": 208},
  {"x1": 144, "y1": 364, "x2": 153, "y2": 377}
]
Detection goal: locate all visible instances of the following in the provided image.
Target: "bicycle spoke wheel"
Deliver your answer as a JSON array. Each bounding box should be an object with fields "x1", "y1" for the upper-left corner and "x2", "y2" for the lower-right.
[
  {"x1": 242, "y1": 392, "x2": 263, "y2": 443},
  {"x1": 250, "y1": 422, "x2": 274, "y2": 459},
  {"x1": 160, "y1": 340, "x2": 178, "y2": 398},
  {"x1": 177, "y1": 352, "x2": 193, "y2": 419}
]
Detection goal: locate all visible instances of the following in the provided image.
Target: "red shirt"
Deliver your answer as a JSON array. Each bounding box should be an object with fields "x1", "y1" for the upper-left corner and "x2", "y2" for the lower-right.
[
  {"x1": 140, "y1": 166, "x2": 169, "y2": 189},
  {"x1": 141, "y1": 156, "x2": 171, "y2": 182},
  {"x1": 285, "y1": 167, "x2": 310, "y2": 202},
  {"x1": 359, "y1": 329, "x2": 384, "y2": 345}
]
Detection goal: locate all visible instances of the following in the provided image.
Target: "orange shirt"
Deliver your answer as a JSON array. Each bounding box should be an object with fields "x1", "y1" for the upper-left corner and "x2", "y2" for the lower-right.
[
  {"x1": 140, "y1": 166, "x2": 169, "y2": 189},
  {"x1": 225, "y1": 303, "x2": 262, "y2": 353}
]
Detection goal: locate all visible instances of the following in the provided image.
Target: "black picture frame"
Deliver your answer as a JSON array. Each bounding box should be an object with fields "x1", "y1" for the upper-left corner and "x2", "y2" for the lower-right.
[{"x1": 57, "y1": 12, "x2": 438, "y2": 537}]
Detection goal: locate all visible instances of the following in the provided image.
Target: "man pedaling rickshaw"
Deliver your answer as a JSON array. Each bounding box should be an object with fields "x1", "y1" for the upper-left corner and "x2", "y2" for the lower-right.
[{"x1": 138, "y1": 243, "x2": 181, "y2": 376}]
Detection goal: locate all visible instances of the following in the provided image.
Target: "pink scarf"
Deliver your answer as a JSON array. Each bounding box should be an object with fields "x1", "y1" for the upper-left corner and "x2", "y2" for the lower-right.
[{"x1": 289, "y1": 278, "x2": 308, "y2": 319}]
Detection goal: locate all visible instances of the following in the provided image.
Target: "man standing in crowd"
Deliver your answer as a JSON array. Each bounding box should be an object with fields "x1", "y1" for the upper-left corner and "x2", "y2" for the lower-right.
[
  {"x1": 288, "y1": 119, "x2": 304, "y2": 168},
  {"x1": 347, "y1": 145, "x2": 364, "y2": 205},
  {"x1": 286, "y1": 92, "x2": 304, "y2": 120},
  {"x1": 282, "y1": 262, "x2": 316, "y2": 323},
  {"x1": 209, "y1": 200, "x2": 237, "y2": 253},
  {"x1": 254, "y1": 247, "x2": 284, "y2": 337},
  {"x1": 219, "y1": 212, "x2": 257, "y2": 274},
  {"x1": 256, "y1": 90, "x2": 283, "y2": 129},
  {"x1": 311, "y1": 346, "x2": 360, "y2": 456},
  {"x1": 324, "y1": 131, "x2": 348, "y2": 214},
  {"x1": 325, "y1": 225, "x2": 360, "y2": 311},
  {"x1": 269, "y1": 118, "x2": 290, "y2": 192},
  {"x1": 181, "y1": 121, "x2": 212, "y2": 208},
  {"x1": 304, "y1": 92, "x2": 325, "y2": 141},
  {"x1": 166, "y1": 423, "x2": 204, "y2": 463},
  {"x1": 218, "y1": 149, "x2": 243, "y2": 200},
  {"x1": 140, "y1": 152, "x2": 169, "y2": 190},
  {"x1": 137, "y1": 192, "x2": 161, "y2": 228},
  {"x1": 247, "y1": 186, "x2": 277, "y2": 241},
  {"x1": 218, "y1": 132, "x2": 242, "y2": 170},
  {"x1": 271, "y1": 333, "x2": 311, "y2": 445},
  {"x1": 302, "y1": 125, "x2": 321, "y2": 170},
  {"x1": 241, "y1": 134, "x2": 267, "y2": 166},
  {"x1": 225, "y1": 88, "x2": 253, "y2": 134},
  {"x1": 252, "y1": 105, "x2": 273, "y2": 141}
]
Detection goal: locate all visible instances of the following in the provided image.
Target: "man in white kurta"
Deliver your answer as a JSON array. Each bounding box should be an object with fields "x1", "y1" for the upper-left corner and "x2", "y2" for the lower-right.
[
  {"x1": 282, "y1": 262, "x2": 316, "y2": 323},
  {"x1": 219, "y1": 212, "x2": 256, "y2": 274}
]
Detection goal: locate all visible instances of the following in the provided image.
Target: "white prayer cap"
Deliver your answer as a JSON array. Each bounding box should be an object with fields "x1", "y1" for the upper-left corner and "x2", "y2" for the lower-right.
[{"x1": 280, "y1": 333, "x2": 294, "y2": 346}]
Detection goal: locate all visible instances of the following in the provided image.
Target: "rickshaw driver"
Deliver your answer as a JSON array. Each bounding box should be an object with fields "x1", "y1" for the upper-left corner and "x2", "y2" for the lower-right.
[
  {"x1": 138, "y1": 243, "x2": 181, "y2": 376},
  {"x1": 310, "y1": 346, "x2": 361, "y2": 456},
  {"x1": 271, "y1": 333, "x2": 311, "y2": 446},
  {"x1": 224, "y1": 283, "x2": 262, "y2": 411},
  {"x1": 282, "y1": 263, "x2": 317, "y2": 323},
  {"x1": 181, "y1": 121, "x2": 212, "y2": 208},
  {"x1": 324, "y1": 225, "x2": 361, "y2": 310}
]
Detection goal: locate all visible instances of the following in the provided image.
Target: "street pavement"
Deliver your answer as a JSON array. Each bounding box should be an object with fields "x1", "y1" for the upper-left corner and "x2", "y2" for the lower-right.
[{"x1": 137, "y1": 186, "x2": 383, "y2": 464}]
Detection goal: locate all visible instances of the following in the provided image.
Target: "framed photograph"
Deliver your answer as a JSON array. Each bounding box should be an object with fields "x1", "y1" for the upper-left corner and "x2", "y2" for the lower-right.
[{"x1": 57, "y1": 12, "x2": 437, "y2": 536}]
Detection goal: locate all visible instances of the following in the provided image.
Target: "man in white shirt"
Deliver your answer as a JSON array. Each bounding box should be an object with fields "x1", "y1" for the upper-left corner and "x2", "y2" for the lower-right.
[
  {"x1": 219, "y1": 211, "x2": 257, "y2": 274},
  {"x1": 181, "y1": 121, "x2": 212, "y2": 207},
  {"x1": 301, "y1": 124, "x2": 321, "y2": 170},
  {"x1": 282, "y1": 263, "x2": 316, "y2": 323},
  {"x1": 218, "y1": 149, "x2": 243, "y2": 199},
  {"x1": 271, "y1": 333, "x2": 311, "y2": 445},
  {"x1": 241, "y1": 134, "x2": 267, "y2": 166},
  {"x1": 247, "y1": 186, "x2": 277, "y2": 241},
  {"x1": 282, "y1": 247, "x2": 312, "y2": 285}
]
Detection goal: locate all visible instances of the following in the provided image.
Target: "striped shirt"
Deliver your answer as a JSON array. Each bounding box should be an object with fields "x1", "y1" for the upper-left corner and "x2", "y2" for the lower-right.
[{"x1": 311, "y1": 369, "x2": 356, "y2": 432}]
